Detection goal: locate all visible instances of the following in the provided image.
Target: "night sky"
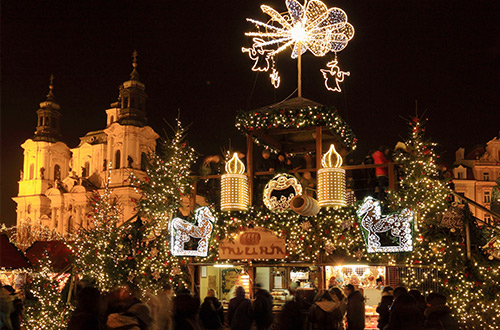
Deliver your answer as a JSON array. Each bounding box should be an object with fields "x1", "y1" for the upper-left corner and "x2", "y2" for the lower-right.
[{"x1": 1, "y1": 0, "x2": 499, "y2": 226}]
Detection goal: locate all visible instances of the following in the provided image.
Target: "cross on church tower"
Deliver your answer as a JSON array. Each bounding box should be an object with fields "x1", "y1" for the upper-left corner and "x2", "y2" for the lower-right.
[{"x1": 132, "y1": 50, "x2": 138, "y2": 68}]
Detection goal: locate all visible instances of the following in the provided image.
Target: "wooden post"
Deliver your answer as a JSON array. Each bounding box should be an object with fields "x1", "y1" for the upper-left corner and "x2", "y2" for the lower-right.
[
  {"x1": 191, "y1": 179, "x2": 197, "y2": 209},
  {"x1": 247, "y1": 133, "x2": 254, "y2": 206},
  {"x1": 465, "y1": 216, "x2": 472, "y2": 260},
  {"x1": 315, "y1": 127, "x2": 323, "y2": 171},
  {"x1": 388, "y1": 163, "x2": 396, "y2": 191},
  {"x1": 298, "y1": 42, "x2": 302, "y2": 98},
  {"x1": 248, "y1": 261, "x2": 255, "y2": 299}
]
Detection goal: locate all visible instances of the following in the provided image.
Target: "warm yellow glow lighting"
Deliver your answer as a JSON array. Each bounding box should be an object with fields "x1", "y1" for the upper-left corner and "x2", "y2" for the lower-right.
[
  {"x1": 221, "y1": 154, "x2": 249, "y2": 211},
  {"x1": 243, "y1": 0, "x2": 354, "y2": 92},
  {"x1": 225, "y1": 153, "x2": 246, "y2": 175},
  {"x1": 321, "y1": 144, "x2": 342, "y2": 168},
  {"x1": 320, "y1": 59, "x2": 350, "y2": 92}
]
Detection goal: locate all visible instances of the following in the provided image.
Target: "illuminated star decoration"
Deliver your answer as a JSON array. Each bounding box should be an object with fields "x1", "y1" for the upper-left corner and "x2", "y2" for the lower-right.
[
  {"x1": 243, "y1": 0, "x2": 354, "y2": 92},
  {"x1": 320, "y1": 59, "x2": 350, "y2": 92}
]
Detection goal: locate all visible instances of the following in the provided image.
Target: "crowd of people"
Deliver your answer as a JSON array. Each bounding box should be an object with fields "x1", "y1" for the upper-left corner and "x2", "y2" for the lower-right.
[{"x1": 0, "y1": 278, "x2": 459, "y2": 330}]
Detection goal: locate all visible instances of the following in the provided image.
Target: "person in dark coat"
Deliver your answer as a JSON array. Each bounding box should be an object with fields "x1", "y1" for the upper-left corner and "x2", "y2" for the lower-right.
[
  {"x1": 278, "y1": 289, "x2": 302, "y2": 330},
  {"x1": 2, "y1": 286, "x2": 22, "y2": 330},
  {"x1": 423, "y1": 293, "x2": 458, "y2": 330},
  {"x1": 253, "y1": 283, "x2": 273, "y2": 330},
  {"x1": 376, "y1": 286, "x2": 393, "y2": 330},
  {"x1": 344, "y1": 284, "x2": 365, "y2": 330},
  {"x1": 171, "y1": 289, "x2": 201, "y2": 330},
  {"x1": 228, "y1": 286, "x2": 252, "y2": 330},
  {"x1": 329, "y1": 287, "x2": 346, "y2": 330},
  {"x1": 106, "y1": 284, "x2": 152, "y2": 330},
  {"x1": 67, "y1": 286, "x2": 104, "y2": 330},
  {"x1": 199, "y1": 289, "x2": 223, "y2": 330},
  {"x1": 409, "y1": 289, "x2": 426, "y2": 320},
  {"x1": 308, "y1": 290, "x2": 343, "y2": 330},
  {"x1": 385, "y1": 290, "x2": 423, "y2": 330}
]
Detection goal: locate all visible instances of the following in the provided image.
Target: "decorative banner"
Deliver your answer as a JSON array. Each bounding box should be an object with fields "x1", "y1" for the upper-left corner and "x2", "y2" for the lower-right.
[
  {"x1": 439, "y1": 203, "x2": 464, "y2": 232},
  {"x1": 219, "y1": 227, "x2": 287, "y2": 259},
  {"x1": 264, "y1": 173, "x2": 302, "y2": 212},
  {"x1": 170, "y1": 207, "x2": 215, "y2": 257},
  {"x1": 318, "y1": 144, "x2": 346, "y2": 207},
  {"x1": 356, "y1": 197, "x2": 414, "y2": 253},
  {"x1": 221, "y1": 153, "x2": 249, "y2": 211}
]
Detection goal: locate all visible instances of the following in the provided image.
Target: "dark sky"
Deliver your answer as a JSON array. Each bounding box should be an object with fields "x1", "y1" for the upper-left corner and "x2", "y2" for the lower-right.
[{"x1": 1, "y1": 0, "x2": 499, "y2": 226}]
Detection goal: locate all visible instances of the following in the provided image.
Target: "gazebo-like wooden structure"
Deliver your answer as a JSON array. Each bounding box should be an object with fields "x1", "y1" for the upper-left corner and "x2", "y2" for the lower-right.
[{"x1": 235, "y1": 96, "x2": 358, "y2": 204}]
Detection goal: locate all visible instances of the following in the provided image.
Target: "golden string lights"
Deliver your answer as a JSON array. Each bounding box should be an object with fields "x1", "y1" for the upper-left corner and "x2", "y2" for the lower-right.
[
  {"x1": 317, "y1": 144, "x2": 346, "y2": 207},
  {"x1": 243, "y1": 0, "x2": 354, "y2": 93},
  {"x1": 221, "y1": 153, "x2": 249, "y2": 211}
]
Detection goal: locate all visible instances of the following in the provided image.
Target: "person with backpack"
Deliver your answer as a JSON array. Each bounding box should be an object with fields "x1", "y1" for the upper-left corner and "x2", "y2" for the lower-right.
[{"x1": 308, "y1": 290, "x2": 342, "y2": 330}]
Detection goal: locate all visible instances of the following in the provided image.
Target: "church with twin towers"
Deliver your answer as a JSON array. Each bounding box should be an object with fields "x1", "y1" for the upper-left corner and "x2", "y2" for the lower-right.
[{"x1": 13, "y1": 52, "x2": 159, "y2": 235}]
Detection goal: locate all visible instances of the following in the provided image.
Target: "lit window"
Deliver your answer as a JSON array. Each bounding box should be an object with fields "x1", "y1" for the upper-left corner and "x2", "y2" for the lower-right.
[{"x1": 484, "y1": 191, "x2": 491, "y2": 203}]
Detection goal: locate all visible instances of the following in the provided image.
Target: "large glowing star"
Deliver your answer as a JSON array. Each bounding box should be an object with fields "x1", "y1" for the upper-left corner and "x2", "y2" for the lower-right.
[
  {"x1": 243, "y1": 0, "x2": 354, "y2": 92},
  {"x1": 170, "y1": 207, "x2": 215, "y2": 257},
  {"x1": 356, "y1": 197, "x2": 414, "y2": 253}
]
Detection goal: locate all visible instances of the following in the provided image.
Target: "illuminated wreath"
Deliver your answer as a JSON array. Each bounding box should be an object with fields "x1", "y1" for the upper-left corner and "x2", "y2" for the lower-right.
[{"x1": 263, "y1": 173, "x2": 303, "y2": 212}]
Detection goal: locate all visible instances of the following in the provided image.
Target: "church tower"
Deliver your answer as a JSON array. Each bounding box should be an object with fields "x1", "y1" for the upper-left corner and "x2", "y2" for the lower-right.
[
  {"x1": 117, "y1": 50, "x2": 148, "y2": 127},
  {"x1": 13, "y1": 76, "x2": 71, "y2": 229}
]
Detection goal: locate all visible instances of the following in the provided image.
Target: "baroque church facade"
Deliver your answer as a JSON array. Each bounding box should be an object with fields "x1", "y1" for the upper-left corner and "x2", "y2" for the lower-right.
[
  {"x1": 12, "y1": 53, "x2": 159, "y2": 235},
  {"x1": 453, "y1": 135, "x2": 500, "y2": 223}
]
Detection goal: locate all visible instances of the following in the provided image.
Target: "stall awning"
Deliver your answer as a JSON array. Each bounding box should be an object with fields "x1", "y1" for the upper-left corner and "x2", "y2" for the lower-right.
[
  {"x1": 0, "y1": 234, "x2": 30, "y2": 269},
  {"x1": 25, "y1": 241, "x2": 72, "y2": 271}
]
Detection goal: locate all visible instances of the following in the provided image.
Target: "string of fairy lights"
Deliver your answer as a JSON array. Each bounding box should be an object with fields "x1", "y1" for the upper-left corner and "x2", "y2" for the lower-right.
[{"x1": 235, "y1": 105, "x2": 358, "y2": 151}]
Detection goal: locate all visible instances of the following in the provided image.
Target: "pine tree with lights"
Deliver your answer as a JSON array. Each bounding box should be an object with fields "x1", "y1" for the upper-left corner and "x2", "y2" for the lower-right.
[
  {"x1": 22, "y1": 256, "x2": 73, "y2": 330},
  {"x1": 389, "y1": 116, "x2": 450, "y2": 223},
  {"x1": 387, "y1": 116, "x2": 500, "y2": 329},
  {"x1": 72, "y1": 181, "x2": 130, "y2": 292},
  {"x1": 131, "y1": 118, "x2": 196, "y2": 223}
]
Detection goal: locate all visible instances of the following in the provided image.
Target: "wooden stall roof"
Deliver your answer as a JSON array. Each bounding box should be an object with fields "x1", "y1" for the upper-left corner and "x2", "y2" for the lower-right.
[
  {"x1": 0, "y1": 234, "x2": 30, "y2": 269},
  {"x1": 235, "y1": 97, "x2": 357, "y2": 155},
  {"x1": 25, "y1": 240, "x2": 72, "y2": 271}
]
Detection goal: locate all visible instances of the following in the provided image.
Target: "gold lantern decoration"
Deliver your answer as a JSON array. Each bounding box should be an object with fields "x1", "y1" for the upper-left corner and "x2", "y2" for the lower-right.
[
  {"x1": 318, "y1": 144, "x2": 346, "y2": 207},
  {"x1": 221, "y1": 153, "x2": 249, "y2": 211}
]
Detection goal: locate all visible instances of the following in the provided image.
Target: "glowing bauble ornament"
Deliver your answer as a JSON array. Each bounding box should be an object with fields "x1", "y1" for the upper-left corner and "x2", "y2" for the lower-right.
[
  {"x1": 221, "y1": 153, "x2": 249, "y2": 211},
  {"x1": 317, "y1": 144, "x2": 346, "y2": 207}
]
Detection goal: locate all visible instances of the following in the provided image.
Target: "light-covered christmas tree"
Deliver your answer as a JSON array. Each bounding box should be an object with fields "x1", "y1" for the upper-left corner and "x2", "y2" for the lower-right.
[
  {"x1": 389, "y1": 116, "x2": 450, "y2": 224},
  {"x1": 22, "y1": 255, "x2": 73, "y2": 330},
  {"x1": 388, "y1": 116, "x2": 500, "y2": 329},
  {"x1": 72, "y1": 175, "x2": 130, "y2": 292}
]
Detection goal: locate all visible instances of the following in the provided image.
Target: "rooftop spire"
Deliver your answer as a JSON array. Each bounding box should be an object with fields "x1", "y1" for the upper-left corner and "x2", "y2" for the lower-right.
[
  {"x1": 130, "y1": 50, "x2": 140, "y2": 81},
  {"x1": 46, "y1": 74, "x2": 55, "y2": 101},
  {"x1": 34, "y1": 74, "x2": 62, "y2": 142}
]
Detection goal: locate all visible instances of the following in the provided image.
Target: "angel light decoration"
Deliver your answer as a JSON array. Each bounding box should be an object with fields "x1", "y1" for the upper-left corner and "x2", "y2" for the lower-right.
[{"x1": 243, "y1": 0, "x2": 354, "y2": 94}]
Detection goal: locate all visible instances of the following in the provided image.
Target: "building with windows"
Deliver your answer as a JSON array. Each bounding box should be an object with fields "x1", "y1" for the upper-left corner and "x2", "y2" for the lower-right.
[
  {"x1": 12, "y1": 53, "x2": 159, "y2": 235},
  {"x1": 453, "y1": 135, "x2": 500, "y2": 223}
]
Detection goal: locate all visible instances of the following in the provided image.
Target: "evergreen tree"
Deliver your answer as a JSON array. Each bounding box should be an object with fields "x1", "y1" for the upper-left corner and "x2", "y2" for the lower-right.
[
  {"x1": 72, "y1": 179, "x2": 130, "y2": 292},
  {"x1": 388, "y1": 116, "x2": 500, "y2": 329},
  {"x1": 389, "y1": 116, "x2": 450, "y2": 223},
  {"x1": 23, "y1": 256, "x2": 73, "y2": 329}
]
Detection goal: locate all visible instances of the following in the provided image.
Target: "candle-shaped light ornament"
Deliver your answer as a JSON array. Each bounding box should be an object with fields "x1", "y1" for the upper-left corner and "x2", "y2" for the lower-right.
[
  {"x1": 221, "y1": 153, "x2": 249, "y2": 211},
  {"x1": 318, "y1": 144, "x2": 346, "y2": 207}
]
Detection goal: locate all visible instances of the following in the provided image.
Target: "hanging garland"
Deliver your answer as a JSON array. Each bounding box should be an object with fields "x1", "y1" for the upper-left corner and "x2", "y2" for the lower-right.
[{"x1": 235, "y1": 106, "x2": 357, "y2": 151}]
